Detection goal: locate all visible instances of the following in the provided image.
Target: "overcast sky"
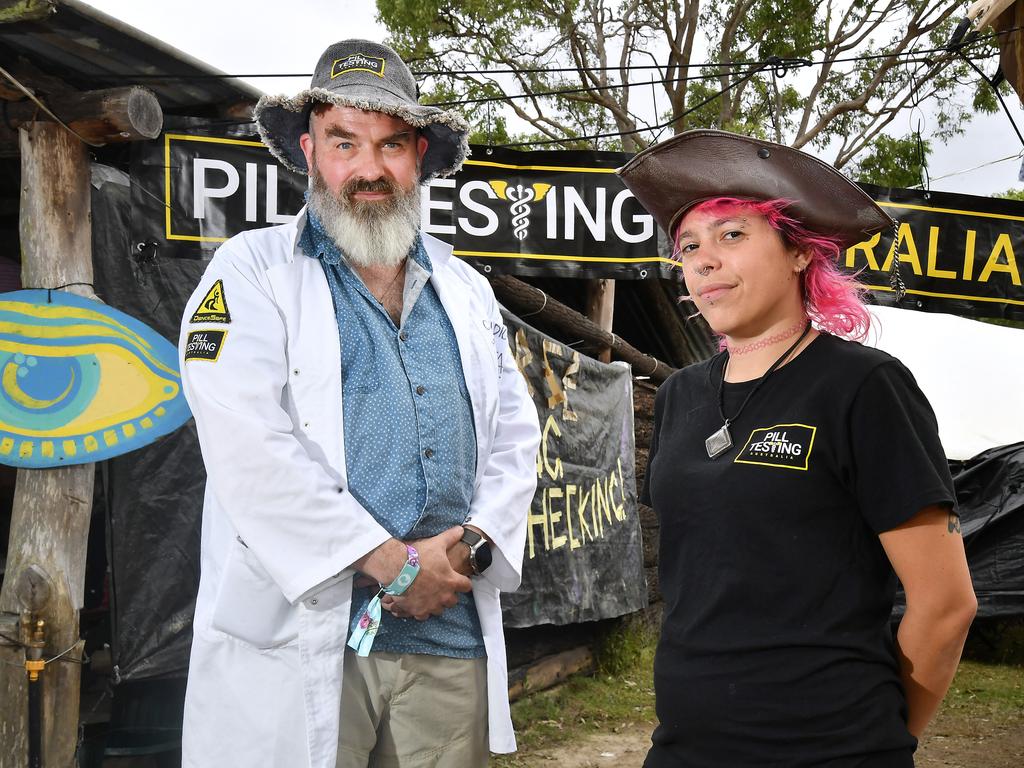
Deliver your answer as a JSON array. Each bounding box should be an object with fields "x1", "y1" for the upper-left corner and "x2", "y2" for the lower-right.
[{"x1": 81, "y1": 0, "x2": 1024, "y2": 198}]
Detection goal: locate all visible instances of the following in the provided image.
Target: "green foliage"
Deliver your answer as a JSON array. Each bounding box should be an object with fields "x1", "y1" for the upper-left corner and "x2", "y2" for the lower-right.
[
  {"x1": 994, "y1": 188, "x2": 1024, "y2": 202},
  {"x1": 851, "y1": 135, "x2": 930, "y2": 188},
  {"x1": 594, "y1": 613, "x2": 659, "y2": 676},
  {"x1": 377, "y1": 1, "x2": 988, "y2": 165}
]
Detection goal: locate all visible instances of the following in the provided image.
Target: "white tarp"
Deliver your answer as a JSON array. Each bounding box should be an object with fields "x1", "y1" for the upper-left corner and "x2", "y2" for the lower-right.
[{"x1": 864, "y1": 306, "x2": 1024, "y2": 461}]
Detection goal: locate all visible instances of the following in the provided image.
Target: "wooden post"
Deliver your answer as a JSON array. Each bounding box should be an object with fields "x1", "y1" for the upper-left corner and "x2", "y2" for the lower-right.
[
  {"x1": 0, "y1": 121, "x2": 96, "y2": 768},
  {"x1": 585, "y1": 278, "x2": 615, "y2": 363}
]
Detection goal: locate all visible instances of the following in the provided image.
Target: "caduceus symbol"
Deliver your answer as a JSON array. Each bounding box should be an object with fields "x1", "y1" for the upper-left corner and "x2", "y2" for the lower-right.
[{"x1": 489, "y1": 181, "x2": 552, "y2": 241}]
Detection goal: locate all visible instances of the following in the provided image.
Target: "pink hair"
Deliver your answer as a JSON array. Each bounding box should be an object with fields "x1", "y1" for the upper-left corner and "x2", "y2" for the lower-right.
[{"x1": 674, "y1": 197, "x2": 871, "y2": 341}]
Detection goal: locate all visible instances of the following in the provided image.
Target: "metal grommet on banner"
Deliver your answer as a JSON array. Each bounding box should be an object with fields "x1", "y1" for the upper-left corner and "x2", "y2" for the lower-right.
[
  {"x1": 483, "y1": 264, "x2": 492, "y2": 273},
  {"x1": 639, "y1": 269, "x2": 648, "y2": 278}
]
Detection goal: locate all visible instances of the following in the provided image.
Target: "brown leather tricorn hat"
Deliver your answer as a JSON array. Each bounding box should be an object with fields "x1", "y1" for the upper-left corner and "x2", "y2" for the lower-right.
[{"x1": 617, "y1": 129, "x2": 895, "y2": 249}]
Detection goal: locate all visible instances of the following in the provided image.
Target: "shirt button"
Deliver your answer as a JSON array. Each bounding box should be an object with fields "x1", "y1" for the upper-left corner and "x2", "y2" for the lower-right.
[
  {"x1": 399, "y1": 331, "x2": 409, "y2": 341},
  {"x1": 415, "y1": 385, "x2": 425, "y2": 395},
  {"x1": 424, "y1": 448, "x2": 434, "y2": 458}
]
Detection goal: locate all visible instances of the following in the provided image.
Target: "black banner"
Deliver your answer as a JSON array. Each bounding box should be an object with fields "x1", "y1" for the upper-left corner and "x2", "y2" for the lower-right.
[
  {"x1": 131, "y1": 118, "x2": 306, "y2": 259},
  {"x1": 130, "y1": 120, "x2": 1024, "y2": 317},
  {"x1": 422, "y1": 147, "x2": 663, "y2": 279},
  {"x1": 851, "y1": 185, "x2": 1024, "y2": 321},
  {"x1": 129, "y1": 119, "x2": 666, "y2": 277},
  {"x1": 501, "y1": 312, "x2": 646, "y2": 627}
]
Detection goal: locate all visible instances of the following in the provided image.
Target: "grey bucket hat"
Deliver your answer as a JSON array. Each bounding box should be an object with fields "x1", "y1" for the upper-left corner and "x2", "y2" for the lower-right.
[{"x1": 254, "y1": 40, "x2": 469, "y2": 182}]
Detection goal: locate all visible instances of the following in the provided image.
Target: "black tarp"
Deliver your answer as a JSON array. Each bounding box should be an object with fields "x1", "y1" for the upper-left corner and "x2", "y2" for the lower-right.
[
  {"x1": 953, "y1": 442, "x2": 1024, "y2": 618},
  {"x1": 91, "y1": 165, "x2": 204, "y2": 681},
  {"x1": 891, "y1": 442, "x2": 1024, "y2": 620}
]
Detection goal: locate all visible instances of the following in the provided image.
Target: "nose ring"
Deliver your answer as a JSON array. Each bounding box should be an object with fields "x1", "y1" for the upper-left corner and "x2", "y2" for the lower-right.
[{"x1": 696, "y1": 265, "x2": 711, "y2": 277}]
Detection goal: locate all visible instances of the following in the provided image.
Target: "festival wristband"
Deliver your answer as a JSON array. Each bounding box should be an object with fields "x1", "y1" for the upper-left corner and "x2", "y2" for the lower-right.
[
  {"x1": 384, "y1": 544, "x2": 420, "y2": 596},
  {"x1": 347, "y1": 544, "x2": 420, "y2": 657}
]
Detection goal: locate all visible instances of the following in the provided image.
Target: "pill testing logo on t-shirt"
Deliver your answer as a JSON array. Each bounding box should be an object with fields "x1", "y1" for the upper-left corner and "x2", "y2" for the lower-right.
[{"x1": 734, "y1": 424, "x2": 817, "y2": 471}]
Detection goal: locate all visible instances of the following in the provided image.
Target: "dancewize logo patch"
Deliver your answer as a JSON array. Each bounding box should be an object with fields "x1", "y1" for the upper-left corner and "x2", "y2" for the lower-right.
[
  {"x1": 331, "y1": 54, "x2": 386, "y2": 78},
  {"x1": 734, "y1": 424, "x2": 816, "y2": 471}
]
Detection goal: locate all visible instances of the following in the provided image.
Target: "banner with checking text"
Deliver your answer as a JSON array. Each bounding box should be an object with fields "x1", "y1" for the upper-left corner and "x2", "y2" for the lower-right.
[
  {"x1": 130, "y1": 119, "x2": 1024, "y2": 319},
  {"x1": 500, "y1": 311, "x2": 646, "y2": 627}
]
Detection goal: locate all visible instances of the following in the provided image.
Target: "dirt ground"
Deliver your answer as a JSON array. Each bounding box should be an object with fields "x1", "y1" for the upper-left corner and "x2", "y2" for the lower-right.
[{"x1": 507, "y1": 707, "x2": 1024, "y2": 767}]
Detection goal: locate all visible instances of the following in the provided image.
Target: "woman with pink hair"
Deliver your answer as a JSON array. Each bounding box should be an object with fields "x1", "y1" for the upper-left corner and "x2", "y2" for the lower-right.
[{"x1": 618, "y1": 131, "x2": 976, "y2": 767}]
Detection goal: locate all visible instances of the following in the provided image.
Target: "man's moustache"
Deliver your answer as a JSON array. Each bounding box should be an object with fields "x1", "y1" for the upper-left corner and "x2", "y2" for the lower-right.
[{"x1": 343, "y1": 178, "x2": 399, "y2": 197}]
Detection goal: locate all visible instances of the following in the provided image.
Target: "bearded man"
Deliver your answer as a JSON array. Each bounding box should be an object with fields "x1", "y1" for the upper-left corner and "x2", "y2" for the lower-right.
[{"x1": 178, "y1": 39, "x2": 541, "y2": 768}]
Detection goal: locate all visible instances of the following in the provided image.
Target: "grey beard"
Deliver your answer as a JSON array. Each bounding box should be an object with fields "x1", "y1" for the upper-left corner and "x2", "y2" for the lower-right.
[{"x1": 307, "y1": 171, "x2": 421, "y2": 269}]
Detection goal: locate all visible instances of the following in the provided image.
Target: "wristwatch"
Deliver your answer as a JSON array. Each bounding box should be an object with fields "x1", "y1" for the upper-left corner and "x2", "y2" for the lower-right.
[{"x1": 460, "y1": 527, "x2": 492, "y2": 575}]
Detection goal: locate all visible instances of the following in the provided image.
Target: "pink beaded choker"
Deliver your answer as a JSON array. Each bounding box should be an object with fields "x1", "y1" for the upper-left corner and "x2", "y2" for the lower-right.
[{"x1": 727, "y1": 319, "x2": 809, "y2": 356}]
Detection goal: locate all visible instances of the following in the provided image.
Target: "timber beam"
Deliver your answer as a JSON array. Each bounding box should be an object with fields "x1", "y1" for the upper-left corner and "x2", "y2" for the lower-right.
[
  {"x1": 490, "y1": 274, "x2": 676, "y2": 384},
  {"x1": 0, "y1": 85, "x2": 163, "y2": 144}
]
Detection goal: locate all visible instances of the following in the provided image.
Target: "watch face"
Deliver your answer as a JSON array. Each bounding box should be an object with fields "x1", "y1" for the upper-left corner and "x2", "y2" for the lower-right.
[{"x1": 474, "y1": 541, "x2": 493, "y2": 573}]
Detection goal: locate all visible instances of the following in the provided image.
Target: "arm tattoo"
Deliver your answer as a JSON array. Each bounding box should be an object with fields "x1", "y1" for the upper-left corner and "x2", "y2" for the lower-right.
[{"x1": 947, "y1": 512, "x2": 961, "y2": 534}]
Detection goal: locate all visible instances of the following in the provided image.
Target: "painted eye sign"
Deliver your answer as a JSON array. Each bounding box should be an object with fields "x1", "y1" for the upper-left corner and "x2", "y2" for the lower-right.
[{"x1": 0, "y1": 290, "x2": 191, "y2": 468}]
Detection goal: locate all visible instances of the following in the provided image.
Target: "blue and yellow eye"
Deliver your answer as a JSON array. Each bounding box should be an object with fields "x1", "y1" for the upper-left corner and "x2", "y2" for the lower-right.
[{"x1": 0, "y1": 290, "x2": 191, "y2": 468}]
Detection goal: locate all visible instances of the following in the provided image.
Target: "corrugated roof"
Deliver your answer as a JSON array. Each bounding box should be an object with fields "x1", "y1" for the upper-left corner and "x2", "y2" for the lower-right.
[{"x1": 0, "y1": 0, "x2": 260, "y2": 112}]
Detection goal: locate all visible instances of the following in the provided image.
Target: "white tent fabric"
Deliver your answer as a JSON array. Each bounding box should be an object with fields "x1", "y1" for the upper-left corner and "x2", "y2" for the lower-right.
[{"x1": 863, "y1": 306, "x2": 1024, "y2": 461}]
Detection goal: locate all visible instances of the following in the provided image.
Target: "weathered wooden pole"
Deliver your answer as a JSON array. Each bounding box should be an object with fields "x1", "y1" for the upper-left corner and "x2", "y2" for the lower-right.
[
  {"x1": 0, "y1": 121, "x2": 97, "y2": 768},
  {"x1": 585, "y1": 278, "x2": 616, "y2": 363}
]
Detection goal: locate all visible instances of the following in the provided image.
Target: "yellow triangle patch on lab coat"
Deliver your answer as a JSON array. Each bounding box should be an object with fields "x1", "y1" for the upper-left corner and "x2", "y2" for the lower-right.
[{"x1": 190, "y1": 280, "x2": 231, "y2": 324}]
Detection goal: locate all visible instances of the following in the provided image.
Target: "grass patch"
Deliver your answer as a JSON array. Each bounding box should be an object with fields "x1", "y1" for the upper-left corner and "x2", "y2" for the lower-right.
[
  {"x1": 494, "y1": 620, "x2": 658, "y2": 765},
  {"x1": 941, "y1": 659, "x2": 1024, "y2": 719},
  {"x1": 496, "y1": 627, "x2": 1024, "y2": 764}
]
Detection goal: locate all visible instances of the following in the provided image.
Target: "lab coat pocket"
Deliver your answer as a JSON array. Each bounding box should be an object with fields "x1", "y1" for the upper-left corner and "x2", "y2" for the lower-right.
[{"x1": 210, "y1": 539, "x2": 299, "y2": 649}]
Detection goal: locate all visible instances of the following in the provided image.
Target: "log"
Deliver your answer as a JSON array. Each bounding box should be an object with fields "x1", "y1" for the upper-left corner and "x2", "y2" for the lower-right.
[
  {"x1": 0, "y1": 121, "x2": 96, "y2": 768},
  {"x1": 585, "y1": 278, "x2": 616, "y2": 363},
  {"x1": 507, "y1": 646, "x2": 594, "y2": 702},
  {"x1": 491, "y1": 275, "x2": 676, "y2": 383},
  {"x1": 0, "y1": 86, "x2": 163, "y2": 145},
  {"x1": 636, "y1": 279, "x2": 717, "y2": 366}
]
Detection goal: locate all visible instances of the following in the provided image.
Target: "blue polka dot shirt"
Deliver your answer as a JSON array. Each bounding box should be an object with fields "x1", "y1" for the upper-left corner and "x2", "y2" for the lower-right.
[{"x1": 301, "y1": 209, "x2": 484, "y2": 658}]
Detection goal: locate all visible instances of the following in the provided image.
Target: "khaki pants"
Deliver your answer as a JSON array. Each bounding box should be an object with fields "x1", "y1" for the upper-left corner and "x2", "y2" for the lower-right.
[{"x1": 336, "y1": 650, "x2": 489, "y2": 768}]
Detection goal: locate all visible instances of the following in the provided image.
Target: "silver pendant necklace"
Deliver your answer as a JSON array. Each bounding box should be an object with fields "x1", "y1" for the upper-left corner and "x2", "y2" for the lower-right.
[{"x1": 706, "y1": 322, "x2": 812, "y2": 459}]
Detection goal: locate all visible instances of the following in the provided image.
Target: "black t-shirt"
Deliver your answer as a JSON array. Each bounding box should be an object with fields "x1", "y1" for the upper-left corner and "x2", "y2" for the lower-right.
[{"x1": 641, "y1": 333, "x2": 955, "y2": 768}]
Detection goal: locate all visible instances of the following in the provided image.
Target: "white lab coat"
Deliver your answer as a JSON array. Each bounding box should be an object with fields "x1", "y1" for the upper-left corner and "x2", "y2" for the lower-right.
[{"x1": 178, "y1": 209, "x2": 541, "y2": 768}]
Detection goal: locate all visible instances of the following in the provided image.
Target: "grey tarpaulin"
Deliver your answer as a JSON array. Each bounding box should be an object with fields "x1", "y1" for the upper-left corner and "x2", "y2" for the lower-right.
[{"x1": 500, "y1": 311, "x2": 647, "y2": 627}]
